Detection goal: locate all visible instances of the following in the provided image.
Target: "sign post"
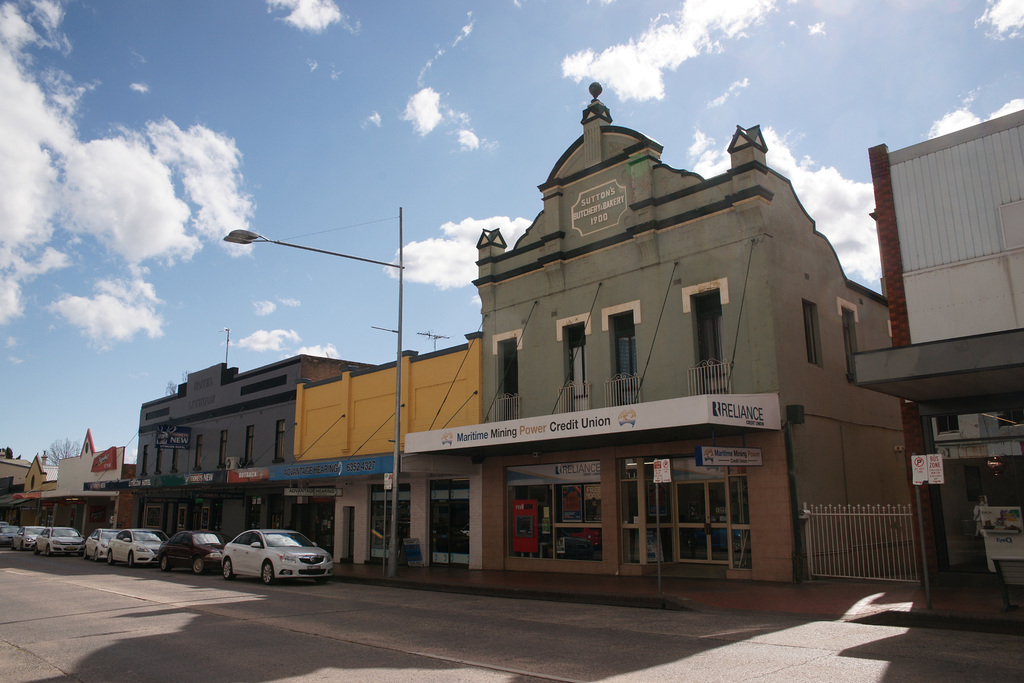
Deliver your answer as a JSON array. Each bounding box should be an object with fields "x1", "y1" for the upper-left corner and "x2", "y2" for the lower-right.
[
  {"x1": 652, "y1": 458, "x2": 671, "y2": 597},
  {"x1": 911, "y1": 454, "x2": 945, "y2": 609}
]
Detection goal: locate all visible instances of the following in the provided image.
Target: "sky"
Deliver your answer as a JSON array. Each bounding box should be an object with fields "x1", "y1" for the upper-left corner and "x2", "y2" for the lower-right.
[{"x1": 2, "y1": 0, "x2": 1023, "y2": 463}]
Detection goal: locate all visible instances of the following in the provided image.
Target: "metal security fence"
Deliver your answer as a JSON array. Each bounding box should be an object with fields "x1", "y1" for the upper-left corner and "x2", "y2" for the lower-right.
[{"x1": 804, "y1": 502, "x2": 919, "y2": 582}]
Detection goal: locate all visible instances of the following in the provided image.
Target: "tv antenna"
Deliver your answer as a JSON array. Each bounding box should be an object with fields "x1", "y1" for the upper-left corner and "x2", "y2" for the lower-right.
[{"x1": 417, "y1": 330, "x2": 450, "y2": 351}]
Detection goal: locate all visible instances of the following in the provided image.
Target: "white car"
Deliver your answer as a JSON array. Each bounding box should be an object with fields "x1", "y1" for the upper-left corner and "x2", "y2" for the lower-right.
[
  {"x1": 35, "y1": 527, "x2": 86, "y2": 556},
  {"x1": 106, "y1": 528, "x2": 168, "y2": 567},
  {"x1": 221, "y1": 529, "x2": 332, "y2": 585},
  {"x1": 83, "y1": 528, "x2": 119, "y2": 561}
]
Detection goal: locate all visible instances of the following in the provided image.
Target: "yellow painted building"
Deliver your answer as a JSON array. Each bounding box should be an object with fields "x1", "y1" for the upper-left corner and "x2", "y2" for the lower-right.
[{"x1": 294, "y1": 333, "x2": 483, "y2": 566}]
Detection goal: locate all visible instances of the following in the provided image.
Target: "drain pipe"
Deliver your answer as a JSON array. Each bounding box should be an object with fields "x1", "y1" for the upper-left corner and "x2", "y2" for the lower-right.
[{"x1": 785, "y1": 405, "x2": 805, "y2": 582}]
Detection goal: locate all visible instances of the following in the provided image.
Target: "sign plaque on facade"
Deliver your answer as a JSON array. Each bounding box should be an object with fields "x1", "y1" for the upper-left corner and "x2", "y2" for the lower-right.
[{"x1": 571, "y1": 179, "x2": 627, "y2": 236}]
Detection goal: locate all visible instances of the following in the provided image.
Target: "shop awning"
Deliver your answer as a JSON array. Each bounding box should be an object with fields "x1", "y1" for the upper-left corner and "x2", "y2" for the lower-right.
[{"x1": 854, "y1": 328, "x2": 1024, "y2": 414}]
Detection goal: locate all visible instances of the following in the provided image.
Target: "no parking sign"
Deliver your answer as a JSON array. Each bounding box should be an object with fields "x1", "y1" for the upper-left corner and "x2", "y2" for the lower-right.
[{"x1": 912, "y1": 454, "x2": 945, "y2": 485}]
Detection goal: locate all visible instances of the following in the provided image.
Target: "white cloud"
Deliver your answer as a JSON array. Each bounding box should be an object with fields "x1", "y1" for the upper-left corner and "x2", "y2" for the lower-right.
[
  {"x1": 687, "y1": 127, "x2": 880, "y2": 285},
  {"x1": 418, "y1": 12, "x2": 475, "y2": 85},
  {"x1": 401, "y1": 216, "x2": 531, "y2": 289},
  {"x1": 306, "y1": 59, "x2": 318, "y2": 72},
  {"x1": 48, "y1": 266, "x2": 164, "y2": 349},
  {"x1": 706, "y1": 77, "x2": 749, "y2": 108},
  {"x1": 129, "y1": 82, "x2": 149, "y2": 93},
  {"x1": 928, "y1": 98, "x2": 1024, "y2": 139},
  {"x1": 278, "y1": 297, "x2": 301, "y2": 307},
  {"x1": 0, "y1": 4, "x2": 253, "y2": 329},
  {"x1": 296, "y1": 343, "x2": 337, "y2": 357},
  {"x1": 362, "y1": 111, "x2": 382, "y2": 128},
  {"x1": 808, "y1": 22, "x2": 826, "y2": 36},
  {"x1": 8, "y1": 356, "x2": 24, "y2": 364},
  {"x1": 562, "y1": 0, "x2": 777, "y2": 101},
  {"x1": 976, "y1": 0, "x2": 1024, "y2": 38},
  {"x1": 237, "y1": 328, "x2": 301, "y2": 352},
  {"x1": 254, "y1": 300, "x2": 276, "y2": 316},
  {"x1": 266, "y1": 0, "x2": 358, "y2": 34},
  {"x1": 403, "y1": 87, "x2": 444, "y2": 135},
  {"x1": 457, "y1": 129, "x2": 480, "y2": 150},
  {"x1": 5, "y1": 336, "x2": 15, "y2": 347}
]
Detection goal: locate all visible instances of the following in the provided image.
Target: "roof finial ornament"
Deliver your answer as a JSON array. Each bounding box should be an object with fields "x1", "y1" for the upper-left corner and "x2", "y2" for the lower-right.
[{"x1": 589, "y1": 82, "x2": 603, "y2": 101}]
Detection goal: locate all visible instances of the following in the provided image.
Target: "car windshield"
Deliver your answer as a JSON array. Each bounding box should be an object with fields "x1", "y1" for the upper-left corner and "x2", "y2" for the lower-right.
[
  {"x1": 99, "y1": 530, "x2": 117, "y2": 539},
  {"x1": 135, "y1": 530, "x2": 168, "y2": 543},
  {"x1": 52, "y1": 528, "x2": 81, "y2": 538},
  {"x1": 264, "y1": 531, "x2": 315, "y2": 548},
  {"x1": 192, "y1": 533, "x2": 224, "y2": 545},
  {"x1": 23, "y1": 527, "x2": 44, "y2": 534}
]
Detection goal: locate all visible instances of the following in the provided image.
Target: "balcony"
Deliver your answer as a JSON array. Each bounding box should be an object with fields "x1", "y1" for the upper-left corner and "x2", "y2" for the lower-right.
[
  {"x1": 605, "y1": 373, "x2": 641, "y2": 407},
  {"x1": 493, "y1": 393, "x2": 520, "y2": 421},
  {"x1": 688, "y1": 359, "x2": 732, "y2": 395},
  {"x1": 557, "y1": 380, "x2": 591, "y2": 413}
]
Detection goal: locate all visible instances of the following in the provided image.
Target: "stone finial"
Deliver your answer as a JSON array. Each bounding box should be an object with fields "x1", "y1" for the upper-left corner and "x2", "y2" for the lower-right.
[{"x1": 589, "y1": 82, "x2": 603, "y2": 101}]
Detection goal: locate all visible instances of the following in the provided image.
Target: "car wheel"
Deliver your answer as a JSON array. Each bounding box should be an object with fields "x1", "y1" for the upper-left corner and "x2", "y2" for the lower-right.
[
  {"x1": 127, "y1": 551, "x2": 135, "y2": 568},
  {"x1": 222, "y1": 557, "x2": 235, "y2": 580},
  {"x1": 33, "y1": 545, "x2": 39, "y2": 555},
  {"x1": 83, "y1": 549, "x2": 90, "y2": 560},
  {"x1": 159, "y1": 555, "x2": 171, "y2": 572},
  {"x1": 191, "y1": 556, "x2": 205, "y2": 575},
  {"x1": 45, "y1": 545, "x2": 53, "y2": 557},
  {"x1": 261, "y1": 561, "x2": 275, "y2": 585},
  {"x1": 107, "y1": 550, "x2": 115, "y2": 565},
  {"x1": 95, "y1": 549, "x2": 104, "y2": 562}
]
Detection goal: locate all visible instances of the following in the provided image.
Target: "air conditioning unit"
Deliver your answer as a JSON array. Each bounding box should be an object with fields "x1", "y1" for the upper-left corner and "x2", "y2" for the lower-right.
[{"x1": 225, "y1": 457, "x2": 240, "y2": 470}]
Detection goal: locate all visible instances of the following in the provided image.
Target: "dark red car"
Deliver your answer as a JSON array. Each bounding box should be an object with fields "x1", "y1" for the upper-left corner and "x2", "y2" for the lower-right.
[{"x1": 157, "y1": 530, "x2": 227, "y2": 574}]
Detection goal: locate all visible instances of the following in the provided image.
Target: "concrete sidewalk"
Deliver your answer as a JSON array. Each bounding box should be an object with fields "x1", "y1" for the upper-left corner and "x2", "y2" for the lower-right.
[{"x1": 330, "y1": 563, "x2": 1024, "y2": 635}]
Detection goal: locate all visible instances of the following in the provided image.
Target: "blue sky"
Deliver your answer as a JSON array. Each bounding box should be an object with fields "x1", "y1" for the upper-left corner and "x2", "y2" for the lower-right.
[{"x1": 2, "y1": 0, "x2": 1023, "y2": 462}]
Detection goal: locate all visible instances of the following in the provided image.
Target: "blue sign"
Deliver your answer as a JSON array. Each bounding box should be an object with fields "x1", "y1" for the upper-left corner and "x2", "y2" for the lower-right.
[{"x1": 156, "y1": 425, "x2": 191, "y2": 449}]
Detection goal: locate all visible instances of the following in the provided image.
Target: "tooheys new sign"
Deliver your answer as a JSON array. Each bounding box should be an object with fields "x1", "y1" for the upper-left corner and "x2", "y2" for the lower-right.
[{"x1": 91, "y1": 446, "x2": 120, "y2": 472}]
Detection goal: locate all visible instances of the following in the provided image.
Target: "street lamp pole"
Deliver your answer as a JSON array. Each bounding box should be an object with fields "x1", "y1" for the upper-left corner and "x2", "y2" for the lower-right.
[{"x1": 224, "y1": 210, "x2": 405, "y2": 578}]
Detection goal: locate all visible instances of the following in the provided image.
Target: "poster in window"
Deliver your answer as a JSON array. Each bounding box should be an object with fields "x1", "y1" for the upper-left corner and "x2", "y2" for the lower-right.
[
  {"x1": 647, "y1": 483, "x2": 668, "y2": 518},
  {"x1": 176, "y1": 506, "x2": 186, "y2": 528},
  {"x1": 200, "y1": 506, "x2": 211, "y2": 530},
  {"x1": 145, "y1": 505, "x2": 161, "y2": 528},
  {"x1": 584, "y1": 484, "x2": 601, "y2": 522},
  {"x1": 561, "y1": 484, "x2": 583, "y2": 522},
  {"x1": 512, "y1": 499, "x2": 539, "y2": 553},
  {"x1": 89, "y1": 505, "x2": 105, "y2": 523},
  {"x1": 646, "y1": 529, "x2": 664, "y2": 562}
]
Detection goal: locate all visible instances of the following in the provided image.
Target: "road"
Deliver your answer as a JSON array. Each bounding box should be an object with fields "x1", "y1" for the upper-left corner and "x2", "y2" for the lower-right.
[{"x1": 0, "y1": 548, "x2": 1019, "y2": 682}]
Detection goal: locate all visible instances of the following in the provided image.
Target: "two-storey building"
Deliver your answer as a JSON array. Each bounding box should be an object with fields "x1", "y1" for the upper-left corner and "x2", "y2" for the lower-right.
[{"x1": 407, "y1": 85, "x2": 906, "y2": 582}]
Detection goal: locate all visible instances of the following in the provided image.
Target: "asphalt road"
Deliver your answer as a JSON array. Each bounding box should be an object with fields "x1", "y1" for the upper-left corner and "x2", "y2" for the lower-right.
[{"x1": 1, "y1": 547, "x2": 1020, "y2": 683}]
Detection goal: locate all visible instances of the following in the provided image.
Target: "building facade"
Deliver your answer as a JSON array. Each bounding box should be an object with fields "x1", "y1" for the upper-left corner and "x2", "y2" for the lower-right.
[
  {"x1": 407, "y1": 86, "x2": 906, "y2": 582},
  {"x1": 857, "y1": 108, "x2": 1024, "y2": 573},
  {"x1": 39, "y1": 430, "x2": 131, "y2": 535},
  {"x1": 295, "y1": 334, "x2": 482, "y2": 567},
  {"x1": 117, "y1": 355, "x2": 366, "y2": 545}
]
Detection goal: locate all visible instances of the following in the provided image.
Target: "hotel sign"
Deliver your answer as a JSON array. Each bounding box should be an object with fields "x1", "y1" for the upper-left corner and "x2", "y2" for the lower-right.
[{"x1": 571, "y1": 180, "x2": 627, "y2": 236}]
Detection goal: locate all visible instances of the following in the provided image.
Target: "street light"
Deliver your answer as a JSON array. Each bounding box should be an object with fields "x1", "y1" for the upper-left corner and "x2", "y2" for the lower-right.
[{"x1": 224, "y1": 209, "x2": 405, "y2": 579}]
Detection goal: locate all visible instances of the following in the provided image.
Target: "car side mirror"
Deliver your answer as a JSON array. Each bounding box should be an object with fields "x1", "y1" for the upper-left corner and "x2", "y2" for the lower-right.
[{"x1": 250, "y1": 541, "x2": 262, "y2": 549}]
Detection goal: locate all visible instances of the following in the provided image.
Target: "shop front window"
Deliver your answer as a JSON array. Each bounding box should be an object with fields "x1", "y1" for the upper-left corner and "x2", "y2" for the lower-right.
[
  {"x1": 619, "y1": 456, "x2": 750, "y2": 569},
  {"x1": 507, "y1": 462, "x2": 602, "y2": 561},
  {"x1": 370, "y1": 484, "x2": 410, "y2": 562}
]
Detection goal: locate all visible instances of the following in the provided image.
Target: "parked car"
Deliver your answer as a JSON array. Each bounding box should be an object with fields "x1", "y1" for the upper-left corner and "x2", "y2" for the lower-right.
[
  {"x1": 0, "y1": 524, "x2": 19, "y2": 547},
  {"x1": 158, "y1": 531, "x2": 227, "y2": 574},
  {"x1": 35, "y1": 527, "x2": 86, "y2": 556},
  {"x1": 11, "y1": 525, "x2": 44, "y2": 551},
  {"x1": 83, "y1": 528, "x2": 119, "y2": 561},
  {"x1": 106, "y1": 528, "x2": 169, "y2": 567},
  {"x1": 221, "y1": 529, "x2": 332, "y2": 585}
]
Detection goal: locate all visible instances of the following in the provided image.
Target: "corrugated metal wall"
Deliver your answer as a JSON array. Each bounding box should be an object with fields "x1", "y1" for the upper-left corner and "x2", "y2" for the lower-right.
[{"x1": 891, "y1": 123, "x2": 1024, "y2": 272}]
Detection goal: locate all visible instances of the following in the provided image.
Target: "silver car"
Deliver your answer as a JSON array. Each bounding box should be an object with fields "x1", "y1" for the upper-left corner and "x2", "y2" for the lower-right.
[
  {"x1": 12, "y1": 526, "x2": 44, "y2": 551},
  {"x1": 83, "y1": 528, "x2": 119, "y2": 561},
  {"x1": 35, "y1": 527, "x2": 86, "y2": 556},
  {"x1": 0, "y1": 524, "x2": 18, "y2": 547},
  {"x1": 106, "y1": 528, "x2": 169, "y2": 567}
]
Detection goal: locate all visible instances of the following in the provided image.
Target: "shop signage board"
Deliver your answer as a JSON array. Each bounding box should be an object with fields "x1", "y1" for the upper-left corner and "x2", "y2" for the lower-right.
[
  {"x1": 284, "y1": 487, "x2": 341, "y2": 497},
  {"x1": 406, "y1": 394, "x2": 781, "y2": 453},
  {"x1": 695, "y1": 446, "x2": 762, "y2": 467},
  {"x1": 156, "y1": 425, "x2": 191, "y2": 449}
]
